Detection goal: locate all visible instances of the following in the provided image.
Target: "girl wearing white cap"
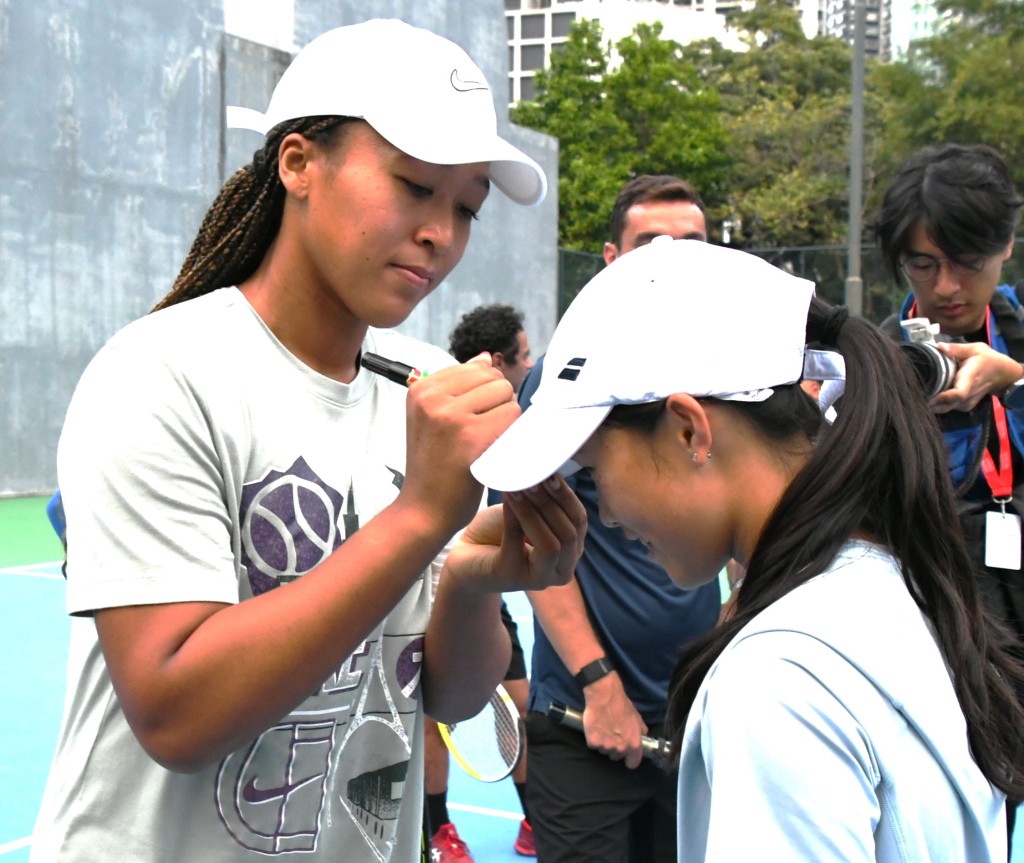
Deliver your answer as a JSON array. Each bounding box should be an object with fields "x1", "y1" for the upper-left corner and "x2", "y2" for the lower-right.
[
  {"x1": 32, "y1": 19, "x2": 583, "y2": 863},
  {"x1": 473, "y1": 238, "x2": 1024, "y2": 862}
]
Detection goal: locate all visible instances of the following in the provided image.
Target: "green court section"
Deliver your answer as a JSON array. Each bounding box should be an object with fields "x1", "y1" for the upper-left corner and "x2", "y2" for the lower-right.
[{"x1": 0, "y1": 496, "x2": 64, "y2": 567}]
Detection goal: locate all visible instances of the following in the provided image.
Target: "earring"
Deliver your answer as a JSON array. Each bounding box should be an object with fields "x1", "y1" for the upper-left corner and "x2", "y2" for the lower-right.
[
  {"x1": 691, "y1": 452, "x2": 698, "y2": 463},
  {"x1": 706, "y1": 449, "x2": 712, "y2": 462}
]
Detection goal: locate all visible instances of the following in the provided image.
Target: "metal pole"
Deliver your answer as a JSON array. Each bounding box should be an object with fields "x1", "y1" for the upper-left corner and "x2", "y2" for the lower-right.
[{"x1": 845, "y1": 0, "x2": 865, "y2": 316}]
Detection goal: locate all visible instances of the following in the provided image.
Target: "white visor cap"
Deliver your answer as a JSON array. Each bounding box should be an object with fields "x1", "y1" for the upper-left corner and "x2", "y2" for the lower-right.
[{"x1": 472, "y1": 239, "x2": 816, "y2": 492}]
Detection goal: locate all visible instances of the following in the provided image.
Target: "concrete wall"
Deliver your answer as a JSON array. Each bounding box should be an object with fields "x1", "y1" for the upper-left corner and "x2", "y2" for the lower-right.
[{"x1": 0, "y1": 1, "x2": 558, "y2": 496}]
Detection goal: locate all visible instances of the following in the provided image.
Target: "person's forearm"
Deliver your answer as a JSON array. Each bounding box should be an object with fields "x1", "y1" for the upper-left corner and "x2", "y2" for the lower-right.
[
  {"x1": 528, "y1": 578, "x2": 606, "y2": 677},
  {"x1": 420, "y1": 479, "x2": 589, "y2": 722},
  {"x1": 421, "y1": 579, "x2": 509, "y2": 723},
  {"x1": 99, "y1": 496, "x2": 455, "y2": 772},
  {"x1": 529, "y1": 578, "x2": 647, "y2": 764}
]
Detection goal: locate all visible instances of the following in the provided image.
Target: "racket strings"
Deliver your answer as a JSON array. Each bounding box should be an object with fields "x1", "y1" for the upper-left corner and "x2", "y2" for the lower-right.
[
  {"x1": 442, "y1": 691, "x2": 522, "y2": 781},
  {"x1": 492, "y1": 696, "x2": 520, "y2": 766}
]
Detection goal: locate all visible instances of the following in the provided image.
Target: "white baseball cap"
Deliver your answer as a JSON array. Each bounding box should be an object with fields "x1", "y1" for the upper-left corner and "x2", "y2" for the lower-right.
[
  {"x1": 227, "y1": 18, "x2": 547, "y2": 206},
  {"x1": 471, "y1": 238, "x2": 818, "y2": 492}
]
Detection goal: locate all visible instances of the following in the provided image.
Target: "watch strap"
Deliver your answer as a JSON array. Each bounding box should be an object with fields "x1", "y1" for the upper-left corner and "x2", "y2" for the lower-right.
[
  {"x1": 1004, "y1": 365, "x2": 1024, "y2": 410},
  {"x1": 573, "y1": 656, "x2": 615, "y2": 689}
]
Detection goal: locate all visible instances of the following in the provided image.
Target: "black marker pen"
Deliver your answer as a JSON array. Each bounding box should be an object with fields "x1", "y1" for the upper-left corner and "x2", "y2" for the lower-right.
[{"x1": 361, "y1": 352, "x2": 428, "y2": 387}]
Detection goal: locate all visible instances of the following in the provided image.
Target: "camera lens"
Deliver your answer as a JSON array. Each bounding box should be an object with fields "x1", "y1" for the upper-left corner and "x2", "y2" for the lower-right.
[{"x1": 899, "y1": 343, "x2": 958, "y2": 398}]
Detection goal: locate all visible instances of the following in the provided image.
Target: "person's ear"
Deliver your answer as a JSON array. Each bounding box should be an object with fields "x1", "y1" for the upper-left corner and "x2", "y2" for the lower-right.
[
  {"x1": 664, "y1": 393, "x2": 712, "y2": 463},
  {"x1": 603, "y1": 242, "x2": 620, "y2": 266},
  {"x1": 1003, "y1": 236, "x2": 1016, "y2": 262},
  {"x1": 491, "y1": 351, "x2": 507, "y2": 370},
  {"x1": 277, "y1": 133, "x2": 315, "y2": 199}
]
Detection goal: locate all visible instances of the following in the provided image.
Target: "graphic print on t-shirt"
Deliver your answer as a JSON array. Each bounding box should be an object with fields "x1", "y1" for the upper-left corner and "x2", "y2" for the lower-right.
[
  {"x1": 215, "y1": 456, "x2": 425, "y2": 859},
  {"x1": 240, "y1": 457, "x2": 348, "y2": 595}
]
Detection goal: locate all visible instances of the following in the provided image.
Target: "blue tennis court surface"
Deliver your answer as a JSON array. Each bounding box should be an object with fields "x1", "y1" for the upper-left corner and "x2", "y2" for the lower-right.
[
  {"x1": 1, "y1": 562, "x2": 67, "y2": 862},
  {"x1": 0, "y1": 565, "x2": 533, "y2": 862},
  {"x1": 4, "y1": 565, "x2": 1024, "y2": 862}
]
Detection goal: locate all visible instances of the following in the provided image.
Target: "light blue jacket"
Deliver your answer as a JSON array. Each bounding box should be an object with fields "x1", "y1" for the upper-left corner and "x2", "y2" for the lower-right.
[{"x1": 678, "y1": 541, "x2": 1006, "y2": 862}]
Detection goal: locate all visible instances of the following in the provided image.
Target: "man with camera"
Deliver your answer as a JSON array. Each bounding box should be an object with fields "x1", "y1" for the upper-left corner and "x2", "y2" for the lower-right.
[{"x1": 873, "y1": 142, "x2": 1024, "y2": 858}]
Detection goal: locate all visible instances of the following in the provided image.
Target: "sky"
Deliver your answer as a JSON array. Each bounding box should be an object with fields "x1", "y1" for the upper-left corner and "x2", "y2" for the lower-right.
[
  {"x1": 223, "y1": 0, "x2": 295, "y2": 52},
  {"x1": 222, "y1": 0, "x2": 931, "y2": 64}
]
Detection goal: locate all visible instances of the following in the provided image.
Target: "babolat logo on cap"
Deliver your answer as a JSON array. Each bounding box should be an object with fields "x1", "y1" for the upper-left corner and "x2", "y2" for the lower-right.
[
  {"x1": 450, "y1": 68, "x2": 488, "y2": 93},
  {"x1": 558, "y1": 358, "x2": 587, "y2": 381}
]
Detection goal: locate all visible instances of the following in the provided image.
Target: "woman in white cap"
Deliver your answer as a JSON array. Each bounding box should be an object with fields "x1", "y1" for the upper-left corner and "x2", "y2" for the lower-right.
[
  {"x1": 473, "y1": 238, "x2": 1024, "y2": 862},
  {"x1": 32, "y1": 19, "x2": 583, "y2": 863}
]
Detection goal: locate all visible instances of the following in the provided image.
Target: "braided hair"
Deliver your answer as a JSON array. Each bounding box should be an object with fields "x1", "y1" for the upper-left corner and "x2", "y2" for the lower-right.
[{"x1": 152, "y1": 116, "x2": 355, "y2": 311}]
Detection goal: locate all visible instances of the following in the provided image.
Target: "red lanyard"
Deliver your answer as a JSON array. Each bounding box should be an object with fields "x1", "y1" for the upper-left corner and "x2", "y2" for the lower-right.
[
  {"x1": 981, "y1": 308, "x2": 1013, "y2": 499},
  {"x1": 907, "y1": 300, "x2": 1013, "y2": 499},
  {"x1": 981, "y1": 395, "x2": 1014, "y2": 500}
]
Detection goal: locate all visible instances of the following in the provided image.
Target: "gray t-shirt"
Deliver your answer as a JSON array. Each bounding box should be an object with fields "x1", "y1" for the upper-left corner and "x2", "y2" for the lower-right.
[{"x1": 33, "y1": 288, "x2": 456, "y2": 862}]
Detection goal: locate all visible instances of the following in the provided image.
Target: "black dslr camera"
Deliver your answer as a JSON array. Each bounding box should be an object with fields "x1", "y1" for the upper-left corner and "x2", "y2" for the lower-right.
[{"x1": 899, "y1": 317, "x2": 959, "y2": 398}]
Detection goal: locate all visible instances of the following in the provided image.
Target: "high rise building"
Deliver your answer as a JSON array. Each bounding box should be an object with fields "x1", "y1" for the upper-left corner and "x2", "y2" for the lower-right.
[
  {"x1": 820, "y1": 0, "x2": 893, "y2": 61},
  {"x1": 505, "y1": 0, "x2": 820, "y2": 104},
  {"x1": 890, "y1": 0, "x2": 942, "y2": 60}
]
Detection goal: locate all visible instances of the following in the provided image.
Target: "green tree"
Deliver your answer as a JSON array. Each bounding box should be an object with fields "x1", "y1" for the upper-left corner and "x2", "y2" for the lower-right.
[
  {"x1": 696, "y1": 0, "x2": 866, "y2": 248},
  {"x1": 920, "y1": 1, "x2": 1024, "y2": 181},
  {"x1": 603, "y1": 24, "x2": 729, "y2": 213},
  {"x1": 511, "y1": 20, "x2": 629, "y2": 250},
  {"x1": 510, "y1": 0, "x2": 1024, "y2": 255},
  {"x1": 511, "y1": 19, "x2": 728, "y2": 250},
  {"x1": 869, "y1": 0, "x2": 1024, "y2": 191}
]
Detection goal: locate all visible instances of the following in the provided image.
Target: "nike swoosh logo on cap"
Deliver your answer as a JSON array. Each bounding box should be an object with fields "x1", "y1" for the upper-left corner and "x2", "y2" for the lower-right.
[{"x1": 450, "y1": 69, "x2": 487, "y2": 93}]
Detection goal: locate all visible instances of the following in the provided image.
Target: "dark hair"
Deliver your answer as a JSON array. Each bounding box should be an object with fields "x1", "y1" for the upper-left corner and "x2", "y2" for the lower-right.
[
  {"x1": 871, "y1": 143, "x2": 1024, "y2": 285},
  {"x1": 448, "y1": 303, "x2": 526, "y2": 363},
  {"x1": 609, "y1": 175, "x2": 707, "y2": 249},
  {"x1": 607, "y1": 295, "x2": 1024, "y2": 796},
  {"x1": 152, "y1": 116, "x2": 357, "y2": 311}
]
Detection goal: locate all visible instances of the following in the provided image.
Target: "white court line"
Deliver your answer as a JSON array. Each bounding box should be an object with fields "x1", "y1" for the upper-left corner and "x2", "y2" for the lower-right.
[
  {"x1": 0, "y1": 810, "x2": 519, "y2": 857},
  {"x1": 0, "y1": 561, "x2": 64, "y2": 580},
  {"x1": 0, "y1": 836, "x2": 31, "y2": 855},
  {"x1": 448, "y1": 802, "x2": 522, "y2": 822}
]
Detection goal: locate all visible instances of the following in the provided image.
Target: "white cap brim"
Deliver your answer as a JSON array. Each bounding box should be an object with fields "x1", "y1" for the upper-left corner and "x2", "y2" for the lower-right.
[
  {"x1": 471, "y1": 402, "x2": 611, "y2": 492},
  {"x1": 226, "y1": 105, "x2": 546, "y2": 207},
  {"x1": 227, "y1": 106, "x2": 272, "y2": 135},
  {"x1": 372, "y1": 114, "x2": 547, "y2": 206},
  {"x1": 489, "y1": 156, "x2": 547, "y2": 208}
]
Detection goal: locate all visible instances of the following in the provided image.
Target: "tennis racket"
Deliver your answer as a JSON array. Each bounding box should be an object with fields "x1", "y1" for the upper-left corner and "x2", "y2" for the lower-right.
[
  {"x1": 547, "y1": 701, "x2": 673, "y2": 770},
  {"x1": 438, "y1": 684, "x2": 523, "y2": 782}
]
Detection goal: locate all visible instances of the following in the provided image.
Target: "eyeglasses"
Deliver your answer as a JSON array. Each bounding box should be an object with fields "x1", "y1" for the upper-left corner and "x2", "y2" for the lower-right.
[{"x1": 899, "y1": 253, "x2": 988, "y2": 285}]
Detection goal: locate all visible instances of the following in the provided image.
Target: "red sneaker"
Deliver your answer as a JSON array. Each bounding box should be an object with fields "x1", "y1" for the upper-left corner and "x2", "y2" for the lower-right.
[
  {"x1": 514, "y1": 819, "x2": 536, "y2": 856},
  {"x1": 430, "y1": 822, "x2": 475, "y2": 863}
]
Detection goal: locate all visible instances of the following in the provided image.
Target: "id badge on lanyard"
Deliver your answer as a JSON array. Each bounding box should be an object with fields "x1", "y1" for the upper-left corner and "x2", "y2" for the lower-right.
[
  {"x1": 908, "y1": 300, "x2": 1022, "y2": 569},
  {"x1": 983, "y1": 394, "x2": 1022, "y2": 571}
]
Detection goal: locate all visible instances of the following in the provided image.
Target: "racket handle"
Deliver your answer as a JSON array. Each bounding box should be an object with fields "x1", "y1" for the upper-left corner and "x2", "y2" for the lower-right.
[{"x1": 546, "y1": 701, "x2": 672, "y2": 770}]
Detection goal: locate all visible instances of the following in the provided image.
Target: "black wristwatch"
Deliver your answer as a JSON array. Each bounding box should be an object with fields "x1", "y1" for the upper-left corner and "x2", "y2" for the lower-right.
[
  {"x1": 573, "y1": 656, "x2": 615, "y2": 689},
  {"x1": 1004, "y1": 366, "x2": 1024, "y2": 410}
]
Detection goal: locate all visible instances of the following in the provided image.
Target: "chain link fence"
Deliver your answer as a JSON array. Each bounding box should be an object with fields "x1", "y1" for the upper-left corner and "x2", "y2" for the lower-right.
[{"x1": 558, "y1": 242, "x2": 1024, "y2": 326}]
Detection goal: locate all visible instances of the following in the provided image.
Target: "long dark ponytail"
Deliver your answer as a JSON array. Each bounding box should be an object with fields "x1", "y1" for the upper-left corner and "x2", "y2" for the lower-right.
[
  {"x1": 609, "y1": 296, "x2": 1024, "y2": 795},
  {"x1": 152, "y1": 116, "x2": 354, "y2": 312}
]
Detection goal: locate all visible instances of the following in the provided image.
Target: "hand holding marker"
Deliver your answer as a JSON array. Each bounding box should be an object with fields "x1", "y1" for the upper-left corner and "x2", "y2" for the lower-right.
[
  {"x1": 361, "y1": 357, "x2": 527, "y2": 786},
  {"x1": 361, "y1": 352, "x2": 428, "y2": 387}
]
